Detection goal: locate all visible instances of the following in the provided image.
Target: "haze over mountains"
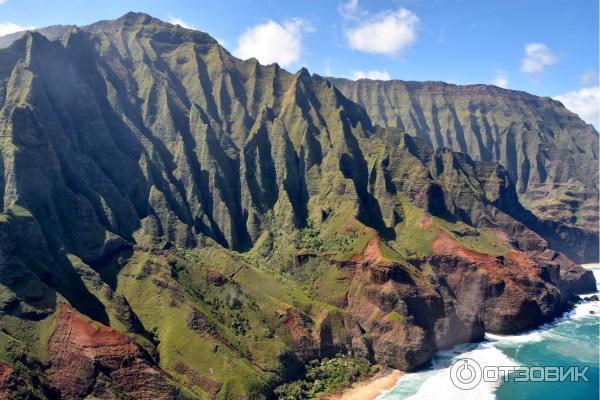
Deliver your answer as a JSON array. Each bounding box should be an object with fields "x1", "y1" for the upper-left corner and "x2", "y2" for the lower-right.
[{"x1": 0, "y1": 12, "x2": 596, "y2": 400}]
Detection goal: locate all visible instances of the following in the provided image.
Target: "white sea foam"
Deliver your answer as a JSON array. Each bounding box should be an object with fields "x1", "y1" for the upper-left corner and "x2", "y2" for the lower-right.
[
  {"x1": 572, "y1": 263, "x2": 600, "y2": 320},
  {"x1": 580, "y1": 263, "x2": 600, "y2": 270},
  {"x1": 485, "y1": 330, "x2": 544, "y2": 344},
  {"x1": 570, "y1": 299, "x2": 600, "y2": 321},
  {"x1": 378, "y1": 342, "x2": 518, "y2": 400}
]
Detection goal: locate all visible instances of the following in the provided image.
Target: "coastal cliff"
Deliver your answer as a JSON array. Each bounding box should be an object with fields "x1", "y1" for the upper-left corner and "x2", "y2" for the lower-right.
[{"x1": 0, "y1": 13, "x2": 595, "y2": 399}]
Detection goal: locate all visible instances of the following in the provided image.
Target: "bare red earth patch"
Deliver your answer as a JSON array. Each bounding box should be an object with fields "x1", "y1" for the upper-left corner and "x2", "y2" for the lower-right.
[
  {"x1": 432, "y1": 230, "x2": 540, "y2": 278},
  {"x1": 0, "y1": 363, "x2": 12, "y2": 386},
  {"x1": 282, "y1": 309, "x2": 316, "y2": 361},
  {"x1": 363, "y1": 237, "x2": 383, "y2": 262},
  {"x1": 419, "y1": 215, "x2": 433, "y2": 229},
  {"x1": 0, "y1": 362, "x2": 16, "y2": 400},
  {"x1": 432, "y1": 230, "x2": 497, "y2": 266},
  {"x1": 48, "y1": 304, "x2": 180, "y2": 399}
]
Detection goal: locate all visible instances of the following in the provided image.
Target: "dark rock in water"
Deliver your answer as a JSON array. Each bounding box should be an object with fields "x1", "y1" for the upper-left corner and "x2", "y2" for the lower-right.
[{"x1": 584, "y1": 295, "x2": 599, "y2": 302}]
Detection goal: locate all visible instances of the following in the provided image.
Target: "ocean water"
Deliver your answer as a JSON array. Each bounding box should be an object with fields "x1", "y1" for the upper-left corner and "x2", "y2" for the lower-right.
[{"x1": 378, "y1": 265, "x2": 600, "y2": 400}]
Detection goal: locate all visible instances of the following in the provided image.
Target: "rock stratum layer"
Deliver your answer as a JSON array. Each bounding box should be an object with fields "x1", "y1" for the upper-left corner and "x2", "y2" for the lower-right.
[
  {"x1": 0, "y1": 12, "x2": 596, "y2": 400},
  {"x1": 327, "y1": 77, "x2": 599, "y2": 262}
]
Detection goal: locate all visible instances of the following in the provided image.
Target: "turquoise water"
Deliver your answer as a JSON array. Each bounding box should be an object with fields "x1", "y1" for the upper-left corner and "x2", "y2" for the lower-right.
[{"x1": 379, "y1": 265, "x2": 600, "y2": 400}]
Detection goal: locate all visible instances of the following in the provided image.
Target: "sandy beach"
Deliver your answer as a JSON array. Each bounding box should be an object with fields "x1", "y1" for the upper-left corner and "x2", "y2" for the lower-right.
[
  {"x1": 327, "y1": 369, "x2": 403, "y2": 400},
  {"x1": 581, "y1": 263, "x2": 600, "y2": 269}
]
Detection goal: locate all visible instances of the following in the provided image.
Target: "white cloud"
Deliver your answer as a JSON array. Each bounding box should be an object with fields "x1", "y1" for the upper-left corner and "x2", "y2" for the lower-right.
[
  {"x1": 234, "y1": 18, "x2": 312, "y2": 68},
  {"x1": 351, "y1": 69, "x2": 391, "y2": 80},
  {"x1": 0, "y1": 22, "x2": 35, "y2": 36},
  {"x1": 553, "y1": 86, "x2": 600, "y2": 129},
  {"x1": 345, "y1": 8, "x2": 419, "y2": 56},
  {"x1": 491, "y1": 69, "x2": 508, "y2": 88},
  {"x1": 167, "y1": 16, "x2": 196, "y2": 30},
  {"x1": 519, "y1": 43, "x2": 557, "y2": 73},
  {"x1": 338, "y1": 0, "x2": 365, "y2": 20},
  {"x1": 0, "y1": 0, "x2": 8, "y2": 4},
  {"x1": 579, "y1": 69, "x2": 598, "y2": 87}
]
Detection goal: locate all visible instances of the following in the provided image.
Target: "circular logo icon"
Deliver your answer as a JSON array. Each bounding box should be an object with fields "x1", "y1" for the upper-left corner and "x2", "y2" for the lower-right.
[{"x1": 450, "y1": 358, "x2": 482, "y2": 390}]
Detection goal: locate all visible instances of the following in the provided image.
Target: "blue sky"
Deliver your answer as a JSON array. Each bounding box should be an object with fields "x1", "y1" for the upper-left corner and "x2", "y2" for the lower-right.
[{"x1": 1, "y1": 0, "x2": 598, "y2": 126}]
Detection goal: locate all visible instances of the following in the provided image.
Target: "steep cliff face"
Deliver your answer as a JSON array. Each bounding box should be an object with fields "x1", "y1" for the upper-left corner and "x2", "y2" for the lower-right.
[
  {"x1": 327, "y1": 77, "x2": 599, "y2": 262},
  {"x1": 48, "y1": 304, "x2": 187, "y2": 399},
  {"x1": 0, "y1": 14, "x2": 378, "y2": 257},
  {"x1": 2, "y1": 20, "x2": 597, "y2": 263},
  {"x1": 0, "y1": 13, "x2": 595, "y2": 400}
]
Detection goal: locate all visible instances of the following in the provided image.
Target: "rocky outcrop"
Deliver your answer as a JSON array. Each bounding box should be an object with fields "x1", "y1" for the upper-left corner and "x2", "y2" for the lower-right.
[
  {"x1": 206, "y1": 267, "x2": 226, "y2": 286},
  {"x1": 282, "y1": 309, "x2": 318, "y2": 362},
  {"x1": 342, "y1": 238, "x2": 484, "y2": 371},
  {"x1": 48, "y1": 304, "x2": 184, "y2": 399},
  {"x1": 428, "y1": 231, "x2": 594, "y2": 333},
  {"x1": 341, "y1": 233, "x2": 594, "y2": 370}
]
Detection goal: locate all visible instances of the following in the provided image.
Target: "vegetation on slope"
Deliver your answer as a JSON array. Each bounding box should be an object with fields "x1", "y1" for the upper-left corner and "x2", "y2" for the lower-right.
[
  {"x1": 327, "y1": 77, "x2": 599, "y2": 261},
  {"x1": 273, "y1": 355, "x2": 377, "y2": 400},
  {"x1": 0, "y1": 12, "x2": 594, "y2": 400}
]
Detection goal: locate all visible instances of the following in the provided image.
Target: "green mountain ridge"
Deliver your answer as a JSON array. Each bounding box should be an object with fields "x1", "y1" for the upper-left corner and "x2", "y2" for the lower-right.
[
  {"x1": 0, "y1": 25, "x2": 76, "y2": 49},
  {"x1": 0, "y1": 12, "x2": 596, "y2": 399},
  {"x1": 1, "y1": 21, "x2": 597, "y2": 262},
  {"x1": 327, "y1": 77, "x2": 599, "y2": 243}
]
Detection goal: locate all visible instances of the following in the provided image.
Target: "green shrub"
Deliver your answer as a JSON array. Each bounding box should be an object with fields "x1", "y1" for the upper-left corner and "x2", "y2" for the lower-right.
[
  {"x1": 274, "y1": 355, "x2": 374, "y2": 399},
  {"x1": 295, "y1": 219, "x2": 323, "y2": 251}
]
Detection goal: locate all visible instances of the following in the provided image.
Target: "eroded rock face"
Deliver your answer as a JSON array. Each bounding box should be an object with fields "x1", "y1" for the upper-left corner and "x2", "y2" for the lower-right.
[
  {"x1": 48, "y1": 304, "x2": 181, "y2": 399},
  {"x1": 282, "y1": 309, "x2": 318, "y2": 362},
  {"x1": 339, "y1": 232, "x2": 594, "y2": 370},
  {"x1": 428, "y1": 232, "x2": 594, "y2": 334},
  {"x1": 326, "y1": 77, "x2": 599, "y2": 256},
  {"x1": 342, "y1": 243, "x2": 483, "y2": 370}
]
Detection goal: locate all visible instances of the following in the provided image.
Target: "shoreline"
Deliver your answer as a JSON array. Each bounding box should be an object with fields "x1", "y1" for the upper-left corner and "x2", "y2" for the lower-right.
[
  {"x1": 327, "y1": 369, "x2": 403, "y2": 400},
  {"x1": 328, "y1": 264, "x2": 598, "y2": 400},
  {"x1": 581, "y1": 263, "x2": 600, "y2": 269}
]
